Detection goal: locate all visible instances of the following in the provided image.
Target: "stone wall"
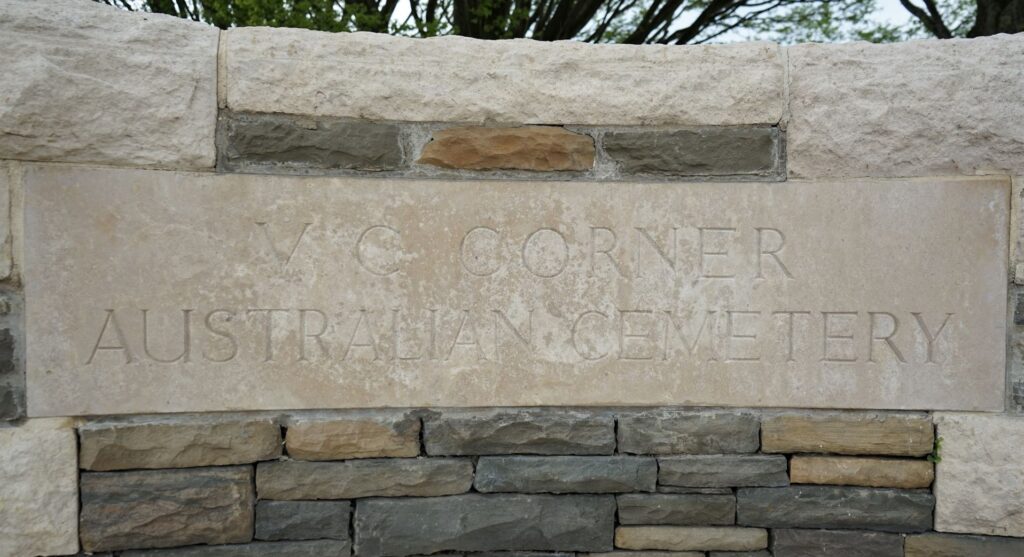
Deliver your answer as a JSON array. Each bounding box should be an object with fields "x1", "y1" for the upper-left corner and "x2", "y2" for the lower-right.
[{"x1": 1, "y1": 1, "x2": 1024, "y2": 556}]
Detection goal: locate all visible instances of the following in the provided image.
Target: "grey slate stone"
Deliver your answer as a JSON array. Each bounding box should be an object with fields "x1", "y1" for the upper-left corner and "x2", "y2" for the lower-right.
[
  {"x1": 905, "y1": 533, "x2": 1024, "y2": 556},
  {"x1": 257, "y1": 458, "x2": 472, "y2": 500},
  {"x1": 657, "y1": 486, "x2": 733, "y2": 495},
  {"x1": 120, "y1": 540, "x2": 351, "y2": 556},
  {"x1": 771, "y1": 529, "x2": 902, "y2": 557},
  {"x1": 472, "y1": 553, "x2": 574, "y2": 557},
  {"x1": 658, "y1": 455, "x2": 788, "y2": 487},
  {"x1": 354, "y1": 494, "x2": 616, "y2": 557},
  {"x1": 475, "y1": 456, "x2": 656, "y2": 493},
  {"x1": 0, "y1": 289, "x2": 24, "y2": 421},
  {"x1": 80, "y1": 466, "x2": 254, "y2": 552},
  {"x1": 710, "y1": 553, "x2": 771, "y2": 557},
  {"x1": 618, "y1": 411, "x2": 760, "y2": 454},
  {"x1": 617, "y1": 493, "x2": 736, "y2": 525},
  {"x1": 737, "y1": 486, "x2": 933, "y2": 533},
  {"x1": 602, "y1": 127, "x2": 780, "y2": 177},
  {"x1": 255, "y1": 500, "x2": 351, "y2": 541},
  {"x1": 218, "y1": 111, "x2": 403, "y2": 173},
  {"x1": 423, "y1": 409, "x2": 615, "y2": 455}
]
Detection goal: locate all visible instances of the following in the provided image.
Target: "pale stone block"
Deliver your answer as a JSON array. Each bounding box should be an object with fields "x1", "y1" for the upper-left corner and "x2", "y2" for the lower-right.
[
  {"x1": 615, "y1": 526, "x2": 768, "y2": 552},
  {"x1": 787, "y1": 35, "x2": 1024, "y2": 178},
  {"x1": 934, "y1": 413, "x2": 1024, "y2": 537},
  {"x1": 223, "y1": 29, "x2": 783, "y2": 126},
  {"x1": 0, "y1": 418, "x2": 78, "y2": 557},
  {"x1": 285, "y1": 412, "x2": 420, "y2": 460},
  {"x1": 761, "y1": 414, "x2": 934, "y2": 456},
  {"x1": 22, "y1": 166, "x2": 1007, "y2": 415},
  {"x1": 0, "y1": 0, "x2": 217, "y2": 169},
  {"x1": 790, "y1": 455, "x2": 933, "y2": 488}
]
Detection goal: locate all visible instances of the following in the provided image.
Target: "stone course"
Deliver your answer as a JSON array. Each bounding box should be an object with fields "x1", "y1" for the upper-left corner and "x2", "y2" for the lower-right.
[
  {"x1": 761, "y1": 414, "x2": 934, "y2": 456},
  {"x1": 119, "y1": 540, "x2": 352, "y2": 556},
  {"x1": 658, "y1": 455, "x2": 788, "y2": 487},
  {"x1": 737, "y1": 486, "x2": 934, "y2": 532},
  {"x1": 602, "y1": 127, "x2": 780, "y2": 178},
  {"x1": 618, "y1": 411, "x2": 760, "y2": 454},
  {"x1": 257, "y1": 458, "x2": 474, "y2": 499},
  {"x1": 614, "y1": 526, "x2": 768, "y2": 552},
  {"x1": 789, "y1": 455, "x2": 933, "y2": 488},
  {"x1": 284, "y1": 412, "x2": 420, "y2": 460},
  {"x1": 254, "y1": 500, "x2": 351, "y2": 541},
  {"x1": 424, "y1": 409, "x2": 615, "y2": 455},
  {"x1": 475, "y1": 456, "x2": 656, "y2": 493},
  {"x1": 770, "y1": 528, "x2": 903, "y2": 556},
  {"x1": 617, "y1": 493, "x2": 736, "y2": 525},
  {"x1": 418, "y1": 126, "x2": 595, "y2": 171},
  {"x1": 904, "y1": 532, "x2": 1024, "y2": 556}
]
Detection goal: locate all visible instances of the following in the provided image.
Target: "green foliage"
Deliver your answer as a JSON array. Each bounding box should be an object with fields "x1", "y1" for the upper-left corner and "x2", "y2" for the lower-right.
[{"x1": 928, "y1": 436, "x2": 944, "y2": 464}]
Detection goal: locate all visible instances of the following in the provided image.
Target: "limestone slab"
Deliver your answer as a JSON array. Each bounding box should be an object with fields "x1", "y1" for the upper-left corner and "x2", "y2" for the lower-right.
[
  {"x1": 0, "y1": 0, "x2": 217, "y2": 169},
  {"x1": 934, "y1": 413, "x2": 1024, "y2": 537},
  {"x1": 223, "y1": 29, "x2": 782, "y2": 126},
  {"x1": 22, "y1": 166, "x2": 1008, "y2": 415},
  {"x1": 0, "y1": 418, "x2": 78, "y2": 557},
  {"x1": 787, "y1": 35, "x2": 1024, "y2": 178}
]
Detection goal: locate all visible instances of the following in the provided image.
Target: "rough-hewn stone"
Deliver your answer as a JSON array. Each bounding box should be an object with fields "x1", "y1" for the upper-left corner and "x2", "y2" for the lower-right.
[
  {"x1": 79, "y1": 418, "x2": 282, "y2": 471},
  {"x1": 934, "y1": 413, "x2": 1024, "y2": 536},
  {"x1": 0, "y1": 326, "x2": 21, "y2": 421},
  {"x1": 658, "y1": 455, "x2": 788, "y2": 487},
  {"x1": 585, "y1": 552, "x2": 702, "y2": 557},
  {"x1": 787, "y1": 35, "x2": 1024, "y2": 178},
  {"x1": 761, "y1": 414, "x2": 934, "y2": 456},
  {"x1": 657, "y1": 486, "x2": 734, "y2": 495},
  {"x1": 709, "y1": 553, "x2": 770, "y2": 557},
  {"x1": 224, "y1": 29, "x2": 783, "y2": 126},
  {"x1": 255, "y1": 500, "x2": 351, "y2": 541},
  {"x1": 257, "y1": 458, "x2": 472, "y2": 499},
  {"x1": 218, "y1": 111, "x2": 403, "y2": 173},
  {"x1": 424, "y1": 410, "x2": 615, "y2": 455},
  {"x1": 354, "y1": 494, "x2": 616, "y2": 557},
  {"x1": 615, "y1": 527, "x2": 768, "y2": 552},
  {"x1": 285, "y1": 412, "x2": 420, "y2": 460},
  {"x1": 0, "y1": 0, "x2": 217, "y2": 168},
  {"x1": 80, "y1": 466, "x2": 254, "y2": 552},
  {"x1": 771, "y1": 529, "x2": 902, "y2": 557},
  {"x1": 603, "y1": 127, "x2": 779, "y2": 177},
  {"x1": 475, "y1": 456, "x2": 656, "y2": 493},
  {"x1": 618, "y1": 411, "x2": 760, "y2": 454},
  {"x1": 0, "y1": 419, "x2": 78, "y2": 557},
  {"x1": 418, "y1": 126, "x2": 595, "y2": 171},
  {"x1": 737, "y1": 486, "x2": 933, "y2": 532},
  {"x1": 617, "y1": 493, "x2": 736, "y2": 525},
  {"x1": 120, "y1": 540, "x2": 351, "y2": 556},
  {"x1": 904, "y1": 533, "x2": 1024, "y2": 557},
  {"x1": 790, "y1": 456, "x2": 933, "y2": 488}
]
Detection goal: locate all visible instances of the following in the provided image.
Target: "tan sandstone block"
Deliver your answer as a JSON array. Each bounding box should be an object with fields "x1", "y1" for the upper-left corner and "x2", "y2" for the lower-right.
[
  {"x1": 286, "y1": 412, "x2": 420, "y2": 460},
  {"x1": 790, "y1": 456, "x2": 933, "y2": 488},
  {"x1": 762, "y1": 414, "x2": 934, "y2": 456},
  {"x1": 615, "y1": 526, "x2": 767, "y2": 552},
  {"x1": 417, "y1": 126, "x2": 595, "y2": 171},
  {"x1": 0, "y1": 418, "x2": 78, "y2": 557},
  {"x1": 79, "y1": 418, "x2": 282, "y2": 471}
]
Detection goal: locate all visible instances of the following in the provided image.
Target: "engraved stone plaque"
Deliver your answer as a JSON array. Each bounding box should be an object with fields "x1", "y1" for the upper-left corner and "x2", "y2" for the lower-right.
[{"x1": 23, "y1": 166, "x2": 1008, "y2": 416}]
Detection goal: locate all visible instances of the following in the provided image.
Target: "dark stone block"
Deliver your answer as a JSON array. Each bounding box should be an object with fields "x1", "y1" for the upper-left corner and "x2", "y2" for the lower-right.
[
  {"x1": 905, "y1": 533, "x2": 1024, "y2": 556},
  {"x1": 618, "y1": 411, "x2": 759, "y2": 454},
  {"x1": 618, "y1": 493, "x2": 736, "y2": 525},
  {"x1": 255, "y1": 500, "x2": 351, "y2": 541},
  {"x1": 771, "y1": 529, "x2": 902, "y2": 557},
  {"x1": 257, "y1": 458, "x2": 472, "y2": 500},
  {"x1": 218, "y1": 111, "x2": 403, "y2": 173},
  {"x1": 475, "y1": 456, "x2": 655, "y2": 493},
  {"x1": 710, "y1": 552, "x2": 772, "y2": 557},
  {"x1": 658, "y1": 455, "x2": 788, "y2": 487},
  {"x1": 737, "y1": 486, "x2": 933, "y2": 533},
  {"x1": 603, "y1": 127, "x2": 780, "y2": 177},
  {"x1": 423, "y1": 409, "x2": 615, "y2": 456},
  {"x1": 353, "y1": 494, "x2": 615, "y2": 557},
  {"x1": 120, "y1": 540, "x2": 350, "y2": 556}
]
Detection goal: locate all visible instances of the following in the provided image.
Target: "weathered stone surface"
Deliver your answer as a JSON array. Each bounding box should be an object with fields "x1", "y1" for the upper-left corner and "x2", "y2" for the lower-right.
[
  {"x1": 79, "y1": 418, "x2": 282, "y2": 471},
  {"x1": 905, "y1": 533, "x2": 1024, "y2": 557},
  {"x1": 617, "y1": 493, "x2": 736, "y2": 525},
  {"x1": 603, "y1": 127, "x2": 779, "y2": 177},
  {"x1": 120, "y1": 540, "x2": 351, "y2": 557},
  {"x1": 418, "y1": 126, "x2": 595, "y2": 171},
  {"x1": 0, "y1": 0, "x2": 217, "y2": 168},
  {"x1": 658, "y1": 455, "x2": 788, "y2": 487},
  {"x1": 771, "y1": 529, "x2": 902, "y2": 557},
  {"x1": 790, "y1": 455, "x2": 933, "y2": 488},
  {"x1": 934, "y1": 413, "x2": 1024, "y2": 536},
  {"x1": 424, "y1": 410, "x2": 614, "y2": 455},
  {"x1": 219, "y1": 111, "x2": 402, "y2": 173},
  {"x1": 737, "y1": 486, "x2": 933, "y2": 532},
  {"x1": 0, "y1": 419, "x2": 78, "y2": 557},
  {"x1": 474, "y1": 552, "x2": 573, "y2": 557},
  {"x1": 0, "y1": 324, "x2": 22, "y2": 421},
  {"x1": 788, "y1": 35, "x2": 1024, "y2": 178},
  {"x1": 0, "y1": 165, "x2": 12, "y2": 281},
  {"x1": 615, "y1": 527, "x2": 767, "y2": 552},
  {"x1": 354, "y1": 494, "x2": 616, "y2": 557},
  {"x1": 80, "y1": 466, "x2": 254, "y2": 552},
  {"x1": 285, "y1": 412, "x2": 420, "y2": 460},
  {"x1": 255, "y1": 500, "x2": 351, "y2": 541},
  {"x1": 257, "y1": 458, "x2": 472, "y2": 499},
  {"x1": 23, "y1": 166, "x2": 1009, "y2": 415},
  {"x1": 618, "y1": 411, "x2": 760, "y2": 454},
  {"x1": 761, "y1": 414, "x2": 934, "y2": 456},
  {"x1": 709, "y1": 553, "x2": 770, "y2": 557},
  {"x1": 475, "y1": 456, "x2": 656, "y2": 493},
  {"x1": 657, "y1": 486, "x2": 733, "y2": 495},
  {"x1": 224, "y1": 29, "x2": 782, "y2": 126},
  {"x1": 585, "y1": 552, "x2": 702, "y2": 557}
]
